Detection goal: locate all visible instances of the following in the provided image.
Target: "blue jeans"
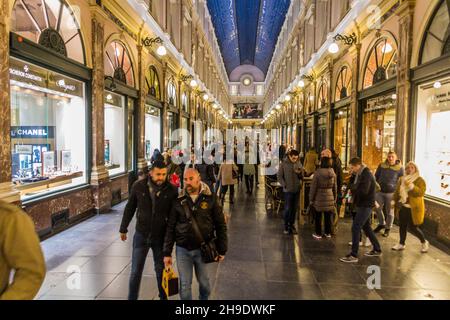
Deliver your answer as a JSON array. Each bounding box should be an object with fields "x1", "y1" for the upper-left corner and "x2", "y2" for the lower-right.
[
  {"x1": 283, "y1": 192, "x2": 300, "y2": 230},
  {"x1": 128, "y1": 231, "x2": 166, "y2": 300},
  {"x1": 351, "y1": 207, "x2": 382, "y2": 257},
  {"x1": 176, "y1": 246, "x2": 211, "y2": 300}
]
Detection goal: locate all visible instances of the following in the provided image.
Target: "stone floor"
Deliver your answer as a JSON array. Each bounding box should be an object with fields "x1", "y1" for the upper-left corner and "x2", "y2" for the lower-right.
[{"x1": 37, "y1": 179, "x2": 450, "y2": 300}]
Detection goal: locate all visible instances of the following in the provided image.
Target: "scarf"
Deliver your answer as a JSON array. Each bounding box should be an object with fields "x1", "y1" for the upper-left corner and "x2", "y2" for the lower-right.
[{"x1": 399, "y1": 172, "x2": 420, "y2": 204}]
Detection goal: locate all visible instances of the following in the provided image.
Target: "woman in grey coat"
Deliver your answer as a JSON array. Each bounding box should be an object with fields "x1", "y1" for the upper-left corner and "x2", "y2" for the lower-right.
[{"x1": 309, "y1": 157, "x2": 337, "y2": 239}]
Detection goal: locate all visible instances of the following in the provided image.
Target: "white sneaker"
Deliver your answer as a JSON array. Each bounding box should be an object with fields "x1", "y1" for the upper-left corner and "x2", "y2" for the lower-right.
[
  {"x1": 364, "y1": 238, "x2": 372, "y2": 247},
  {"x1": 421, "y1": 240, "x2": 429, "y2": 253},
  {"x1": 392, "y1": 243, "x2": 406, "y2": 251},
  {"x1": 348, "y1": 241, "x2": 363, "y2": 246}
]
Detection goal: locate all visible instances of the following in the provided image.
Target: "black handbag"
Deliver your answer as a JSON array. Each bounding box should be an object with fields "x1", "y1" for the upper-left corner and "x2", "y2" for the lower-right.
[{"x1": 181, "y1": 200, "x2": 220, "y2": 264}]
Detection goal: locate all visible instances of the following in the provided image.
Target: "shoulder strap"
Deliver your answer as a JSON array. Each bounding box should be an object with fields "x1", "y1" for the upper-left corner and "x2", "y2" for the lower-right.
[{"x1": 181, "y1": 199, "x2": 205, "y2": 245}]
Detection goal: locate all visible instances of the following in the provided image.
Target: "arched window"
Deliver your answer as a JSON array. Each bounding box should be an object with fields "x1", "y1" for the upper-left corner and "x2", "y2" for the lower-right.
[
  {"x1": 317, "y1": 82, "x2": 328, "y2": 109},
  {"x1": 181, "y1": 92, "x2": 189, "y2": 113},
  {"x1": 10, "y1": 0, "x2": 85, "y2": 64},
  {"x1": 363, "y1": 38, "x2": 397, "y2": 89},
  {"x1": 420, "y1": 0, "x2": 450, "y2": 64},
  {"x1": 167, "y1": 80, "x2": 177, "y2": 106},
  {"x1": 335, "y1": 66, "x2": 352, "y2": 101},
  {"x1": 146, "y1": 66, "x2": 161, "y2": 100},
  {"x1": 104, "y1": 41, "x2": 134, "y2": 86}
]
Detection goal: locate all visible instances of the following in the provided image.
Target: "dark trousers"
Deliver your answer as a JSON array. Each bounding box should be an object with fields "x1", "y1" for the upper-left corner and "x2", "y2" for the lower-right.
[
  {"x1": 283, "y1": 192, "x2": 300, "y2": 230},
  {"x1": 221, "y1": 185, "x2": 235, "y2": 201},
  {"x1": 237, "y1": 164, "x2": 244, "y2": 182},
  {"x1": 129, "y1": 231, "x2": 166, "y2": 300},
  {"x1": 399, "y1": 206, "x2": 426, "y2": 245},
  {"x1": 351, "y1": 207, "x2": 381, "y2": 257},
  {"x1": 245, "y1": 174, "x2": 254, "y2": 193},
  {"x1": 315, "y1": 211, "x2": 333, "y2": 236}
]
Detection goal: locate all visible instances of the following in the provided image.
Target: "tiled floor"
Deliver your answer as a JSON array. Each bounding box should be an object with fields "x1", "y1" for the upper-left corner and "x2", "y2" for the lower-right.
[{"x1": 37, "y1": 179, "x2": 450, "y2": 300}]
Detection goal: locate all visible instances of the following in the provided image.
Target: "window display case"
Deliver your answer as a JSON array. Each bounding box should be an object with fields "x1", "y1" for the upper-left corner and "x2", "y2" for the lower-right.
[
  {"x1": 415, "y1": 77, "x2": 450, "y2": 202},
  {"x1": 362, "y1": 93, "x2": 396, "y2": 172},
  {"x1": 104, "y1": 91, "x2": 126, "y2": 175},
  {"x1": 334, "y1": 107, "x2": 350, "y2": 168},
  {"x1": 145, "y1": 105, "x2": 162, "y2": 164},
  {"x1": 10, "y1": 58, "x2": 87, "y2": 199}
]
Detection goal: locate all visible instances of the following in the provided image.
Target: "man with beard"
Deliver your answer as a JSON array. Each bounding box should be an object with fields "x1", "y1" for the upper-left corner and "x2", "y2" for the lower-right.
[{"x1": 120, "y1": 161, "x2": 178, "y2": 300}]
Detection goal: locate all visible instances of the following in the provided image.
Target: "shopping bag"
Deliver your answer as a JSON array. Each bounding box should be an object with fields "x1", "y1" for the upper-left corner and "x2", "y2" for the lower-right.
[
  {"x1": 162, "y1": 267, "x2": 179, "y2": 297},
  {"x1": 339, "y1": 202, "x2": 346, "y2": 218}
]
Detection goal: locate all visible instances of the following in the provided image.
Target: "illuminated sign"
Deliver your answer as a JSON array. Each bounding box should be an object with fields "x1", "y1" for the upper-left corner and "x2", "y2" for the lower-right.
[{"x1": 11, "y1": 126, "x2": 55, "y2": 139}]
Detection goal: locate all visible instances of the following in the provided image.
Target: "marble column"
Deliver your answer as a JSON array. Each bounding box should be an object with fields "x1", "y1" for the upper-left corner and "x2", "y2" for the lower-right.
[
  {"x1": 136, "y1": 44, "x2": 148, "y2": 174},
  {"x1": 326, "y1": 59, "x2": 333, "y2": 149},
  {"x1": 349, "y1": 43, "x2": 361, "y2": 159},
  {"x1": 0, "y1": 0, "x2": 20, "y2": 203},
  {"x1": 90, "y1": 14, "x2": 111, "y2": 213},
  {"x1": 396, "y1": 0, "x2": 416, "y2": 163}
]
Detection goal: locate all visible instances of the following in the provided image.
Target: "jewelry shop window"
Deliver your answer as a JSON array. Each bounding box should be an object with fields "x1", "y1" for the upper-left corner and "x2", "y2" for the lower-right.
[
  {"x1": 144, "y1": 105, "x2": 162, "y2": 164},
  {"x1": 10, "y1": 58, "x2": 87, "y2": 200}
]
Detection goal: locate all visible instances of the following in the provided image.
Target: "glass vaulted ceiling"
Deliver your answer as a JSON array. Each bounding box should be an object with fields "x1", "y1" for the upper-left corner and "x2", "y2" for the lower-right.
[{"x1": 207, "y1": 0, "x2": 290, "y2": 77}]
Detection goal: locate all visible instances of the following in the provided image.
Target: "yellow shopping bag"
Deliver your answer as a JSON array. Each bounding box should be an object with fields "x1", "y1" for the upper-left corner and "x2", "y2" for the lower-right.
[{"x1": 162, "y1": 267, "x2": 179, "y2": 297}]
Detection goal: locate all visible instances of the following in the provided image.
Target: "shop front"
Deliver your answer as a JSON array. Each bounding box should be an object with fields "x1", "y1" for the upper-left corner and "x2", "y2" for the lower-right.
[
  {"x1": 103, "y1": 41, "x2": 138, "y2": 203},
  {"x1": 9, "y1": 57, "x2": 88, "y2": 202},
  {"x1": 305, "y1": 117, "x2": 314, "y2": 152},
  {"x1": 145, "y1": 66, "x2": 163, "y2": 165},
  {"x1": 333, "y1": 104, "x2": 351, "y2": 169},
  {"x1": 7, "y1": 0, "x2": 93, "y2": 235},
  {"x1": 316, "y1": 112, "x2": 327, "y2": 153},
  {"x1": 360, "y1": 91, "x2": 397, "y2": 172}
]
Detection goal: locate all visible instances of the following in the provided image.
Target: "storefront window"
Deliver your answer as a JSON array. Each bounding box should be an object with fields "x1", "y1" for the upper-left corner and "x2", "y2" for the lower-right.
[
  {"x1": 317, "y1": 114, "x2": 327, "y2": 153},
  {"x1": 127, "y1": 98, "x2": 135, "y2": 172},
  {"x1": 362, "y1": 94, "x2": 396, "y2": 172},
  {"x1": 305, "y1": 118, "x2": 314, "y2": 152},
  {"x1": 415, "y1": 77, "x2": 450, "y2": 202},
  {"x1": 11, "y1": 0, "x2": 85, "y2": 64},
  {"x1": 335, "y1": 66, "x2": 352, "y2": 101},
  {"x1": 144, "y1": 105, "x2": 161, "y2": 164},
  {"x1": 334, "y1": 107, "x2": 350, "y2": 168},
  {"x1": 363, "y1": 38, "x2": 397, "y2": 89},
  {"x1": 104, "y1": 92, "x2": 126, "y2": 176},
  {"x1": 180, "y1": 117, "x2": 190, "y2": 150},
  {"x1": 167, "y1": 112, "x2": 178, "y2": 148},
  {"x1": 10, "y1": 58, "x2": 86, "y2": 200}
]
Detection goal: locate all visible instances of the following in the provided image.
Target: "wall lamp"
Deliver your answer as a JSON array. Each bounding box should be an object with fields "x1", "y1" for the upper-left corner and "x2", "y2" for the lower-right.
[{"x1": 142, "y1": 36, "x2": 167, "y2": 56}]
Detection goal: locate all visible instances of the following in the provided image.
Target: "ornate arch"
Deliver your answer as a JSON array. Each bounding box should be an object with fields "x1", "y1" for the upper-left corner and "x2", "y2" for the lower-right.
[
  {"x1": 335, "y1": 65, "x2": 352, "y2": 101},
  {"x1": 104, "y1": 40, "x2": 135, "y2": 86},
  {"x1": 146, "y1": 66, "x2": 161, "y2": 100},
  {"x1": 419, "y1": 0, "x2": 450, "y2": 64},
  {"x1": 362, "y1": 37, "x2": 398, "y2": 89},
  {"x1": 10, "y1": 0, "x2": 86, "y2": 64}
]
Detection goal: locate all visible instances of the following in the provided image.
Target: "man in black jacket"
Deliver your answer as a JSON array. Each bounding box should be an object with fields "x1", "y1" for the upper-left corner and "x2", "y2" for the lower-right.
[
  {"x1": 340, "y1": 158, "x2": 382, "y2": 263},
  {"x1": 119, "y1": 161, "x2": 178, "y2": 300},
  {"x1": 163, "y1": 168, "x2": 227, "y2": 300}
]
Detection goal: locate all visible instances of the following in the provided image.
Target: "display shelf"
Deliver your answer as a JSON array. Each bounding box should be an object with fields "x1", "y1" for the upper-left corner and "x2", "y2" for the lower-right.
[
  {"x1": 15, "y1": 171, "x2": 83, "y2": 195},
  {"x1": 105, "y1": 164, "x2": 120, "y2": 170}
]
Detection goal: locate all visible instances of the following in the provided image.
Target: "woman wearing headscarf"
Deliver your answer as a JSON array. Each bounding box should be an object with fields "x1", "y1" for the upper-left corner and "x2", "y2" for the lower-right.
[{"x1": 391, "y1": 162, "x2": 429, "y2": 253}]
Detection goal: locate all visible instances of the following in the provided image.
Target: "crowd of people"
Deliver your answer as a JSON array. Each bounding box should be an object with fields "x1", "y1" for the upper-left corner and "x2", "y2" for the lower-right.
[
  {"x1": 0, "y1": 142, "x2": 432, "y2": 300},
  {"x1": 276, "y1": 143, "x2": 429, "y2": 263}
]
